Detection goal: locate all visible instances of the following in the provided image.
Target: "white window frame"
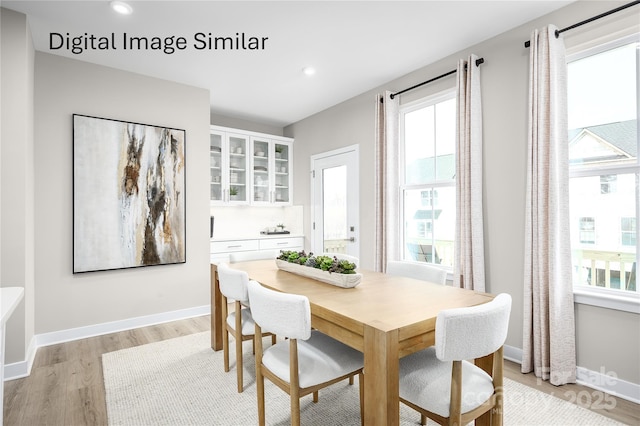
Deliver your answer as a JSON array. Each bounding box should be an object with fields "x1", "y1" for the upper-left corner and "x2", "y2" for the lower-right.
[
  {"x1": 398, "y1": 89, "x2": 456, "y2": 272},
  {"x1": 568, "y1": 33, "x2": 640, "y2": 313}
]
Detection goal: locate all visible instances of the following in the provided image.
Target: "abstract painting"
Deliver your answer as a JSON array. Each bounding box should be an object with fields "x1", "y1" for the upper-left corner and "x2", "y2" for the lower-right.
[{"x1": 73, "y1": 114, "x2": 186, "y2": 273}]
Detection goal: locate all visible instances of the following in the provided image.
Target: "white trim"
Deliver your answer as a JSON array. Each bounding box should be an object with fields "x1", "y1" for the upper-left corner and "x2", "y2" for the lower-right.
[
  {"x1": 504, "y1": 344, "x2": 640, "y2": 404},
  {"x1": 3, "y1": 305, "x2": 210, "y2": 381},
  {"x1": 574, "y1": 286, "x2": 640, "y2": 313}
]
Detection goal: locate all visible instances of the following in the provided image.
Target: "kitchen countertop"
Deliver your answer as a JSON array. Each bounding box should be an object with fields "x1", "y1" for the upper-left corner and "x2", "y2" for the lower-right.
[{"x1": 211, "y1": 234, "x2": 304, "y2": 242}]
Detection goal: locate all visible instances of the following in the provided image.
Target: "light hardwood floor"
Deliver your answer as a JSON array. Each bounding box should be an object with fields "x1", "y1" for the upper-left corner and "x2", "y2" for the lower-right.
[{"x1": 3, "y1": 315, "x2": 639, "y2": 425}]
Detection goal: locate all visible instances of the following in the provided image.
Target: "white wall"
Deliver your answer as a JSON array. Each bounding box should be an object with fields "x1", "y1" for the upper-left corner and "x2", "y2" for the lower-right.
[
  {"x1": 31, "y1": 53, "x2": 211, "y2": 339},
  {"x1": 0, "y1": 7, "x2": 36, "y2": 365},
  {"x1": 285, "y1": 0, "x2": 640, "y2": 385}
]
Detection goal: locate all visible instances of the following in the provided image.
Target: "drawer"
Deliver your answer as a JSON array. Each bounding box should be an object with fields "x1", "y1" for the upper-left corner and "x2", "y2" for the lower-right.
[
  {"x1": 259, "y1": 237, "x2": 304, "y2": 251},
  {"x1": 210, "y1": 239, "x2": 259, "y2": 254}
]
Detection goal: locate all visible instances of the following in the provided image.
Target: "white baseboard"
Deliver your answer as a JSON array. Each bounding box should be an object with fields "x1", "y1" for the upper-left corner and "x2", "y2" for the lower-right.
[
  {"x1": 503, "y1": 344, "x2": 640, "y2": 404},
  {"x1": 3, "y1": 305, "x2": 210, "y2": 381}
]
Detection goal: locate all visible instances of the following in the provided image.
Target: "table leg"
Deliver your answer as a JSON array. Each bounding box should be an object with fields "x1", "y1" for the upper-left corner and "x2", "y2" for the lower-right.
[
  {"x1": 364, "y1": 323, "x2": 399, "y2": 426},
  {"x1": 210, "y1": 264, "x2": 223, "y2": 351}
]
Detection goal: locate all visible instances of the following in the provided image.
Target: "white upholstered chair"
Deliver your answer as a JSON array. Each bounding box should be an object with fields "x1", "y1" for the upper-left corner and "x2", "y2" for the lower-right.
[
  {"x1": 216, "y1": 263, "x2": 275, "y2": 393},
  {"x1": 399, "y1": 293, "x2": 512, "y2": 426},
  {"x1": 247, "y1": 280, "x2": 364, "y2": 426},
  {"x1": 386, "y1": 260, "x2": 447, "y2": 285}
]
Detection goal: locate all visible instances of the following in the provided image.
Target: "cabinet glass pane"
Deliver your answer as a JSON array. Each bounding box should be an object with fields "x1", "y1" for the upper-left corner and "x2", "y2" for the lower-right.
[
  {"x1": 229, "y1": 136, "x2": 248, "y2": 202},
  {"x1": 253, "y1": 139, "x2": 270, "y2": 202},
  {"x1": 275, "y1": 143, "x2": 290, "y2": 203},
  {"x1": 210, "y1": 133, "x2": 222, "y2": 201}
]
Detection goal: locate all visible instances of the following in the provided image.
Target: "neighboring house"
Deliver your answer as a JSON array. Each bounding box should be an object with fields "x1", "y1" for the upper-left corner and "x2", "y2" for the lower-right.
[{"x1": 569, "y1": 120, "x2": 637, "y2": 290}]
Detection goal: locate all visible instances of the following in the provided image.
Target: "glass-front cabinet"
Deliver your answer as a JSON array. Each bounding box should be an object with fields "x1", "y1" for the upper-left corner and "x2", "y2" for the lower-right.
[
  {"x1": 210, "y1": 129, "x2": 249, "y2": 204},
  {"x1": 211, "y1": 126, "x2": 293, "y2": 206},
  {"x1": 251, "y1": 137, "x2": 293, "y2": 205}
]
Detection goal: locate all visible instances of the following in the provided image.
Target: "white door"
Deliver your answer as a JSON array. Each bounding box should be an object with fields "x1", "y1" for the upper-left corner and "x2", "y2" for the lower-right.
[{"x1": 310, "y1": 145, "x2": 359, "y2": 260}]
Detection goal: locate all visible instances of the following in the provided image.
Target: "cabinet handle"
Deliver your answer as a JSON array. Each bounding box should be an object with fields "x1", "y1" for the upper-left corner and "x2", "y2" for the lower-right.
[
  {"x1": 277, "y1": 242, "x2": 288, "y2": 245},
  {"x1": 227, "y1": 245, "x2": 242, "y2": 248}
]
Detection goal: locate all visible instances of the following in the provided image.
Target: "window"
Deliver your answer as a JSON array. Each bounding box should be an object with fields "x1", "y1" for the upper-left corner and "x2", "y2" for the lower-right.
[
  {"x1": 399, "y1": 91, "x2": 456, "y2": 267},
  {"x1": 578, "y1": 217, "x2": 596, "y2": 244},
  {"x1": 621, "y1": 217, "x2": 636, "y2": 247},
  {"x1": 568, "y1": 34, "x2": 639, "y2": 306}
]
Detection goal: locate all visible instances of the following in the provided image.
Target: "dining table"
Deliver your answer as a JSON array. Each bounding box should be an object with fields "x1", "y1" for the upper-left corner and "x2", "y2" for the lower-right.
[{"x1": 210, "y1": 260, "x2": 497, "y2": 426}]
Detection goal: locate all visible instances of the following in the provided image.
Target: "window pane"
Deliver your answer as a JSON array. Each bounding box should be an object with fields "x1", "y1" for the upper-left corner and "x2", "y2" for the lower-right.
[
  {"x1": 323, "y1": 165, "x2": 347, "y2": 253},
  {"x1": 568, "y1": 36, "x2": 639, "y2": 295},
  {"x1": 570, "y1": 173, "x2": 638, "y2": 291},
  {"x1": 403, "y1": 186, "x2": 455, "y2": 267},
  {"x1": 568, "y1": 41, "x2": 637, "y2": 129},
  {"x1": 435, "y1": 98, "x2": 456, "y2": 180},
  {"x1": 404, "y1": 106, "x2": 435, "y2": 184},
  {"x1": 403, "y1": 99, "x2": 456, "y2": 185}
]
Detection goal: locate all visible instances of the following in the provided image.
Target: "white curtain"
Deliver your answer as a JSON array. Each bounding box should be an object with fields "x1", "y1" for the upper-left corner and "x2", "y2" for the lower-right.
[
  {"x1": 374, "y1": 91, "x2": 400, "y2": 272},
  {"x1": 522, "y1": 25, "x2": 576, "y2": 386},
  {"x1": 454, "y1": 54, "x2": 485, "y2": 292}
]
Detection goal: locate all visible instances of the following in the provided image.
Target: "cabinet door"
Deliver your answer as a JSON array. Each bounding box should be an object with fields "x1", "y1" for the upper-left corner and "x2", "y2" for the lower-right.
[
  {"x1": 210, "y1": 131, "x2": 224, "y2": 202},
  {"x1": 273, "y1": 141, "x2": 292, "y2": 205},
  {"x1": 227, "y1": 133, "x2": 249, "y2": 204},
  {"x1": 251, "y1": 137, "x2": 271, "y2": 204}
]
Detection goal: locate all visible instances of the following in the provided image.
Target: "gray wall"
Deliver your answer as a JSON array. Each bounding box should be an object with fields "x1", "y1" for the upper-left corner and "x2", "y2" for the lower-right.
[
  {"x1": 285, "y1": 0, "x2": 640, "y2": 384},
  {"x1": 1, "y1": 7, "x2": 36, "y2": 364},
  {"x1": 31, "y1": 52, "x2": 212, "y2": 340},
  {"x1": 1, "y1": 7, "x2": 211, "y2": 365}
]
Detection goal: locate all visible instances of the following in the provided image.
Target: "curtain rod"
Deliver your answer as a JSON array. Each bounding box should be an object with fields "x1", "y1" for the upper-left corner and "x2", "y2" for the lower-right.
[
  {"x1": 524, "y1": 0, "x2": 640, "y2": 48},
  {"x1": 388, "y1": 57, "x2": 484, "y2": 100}
]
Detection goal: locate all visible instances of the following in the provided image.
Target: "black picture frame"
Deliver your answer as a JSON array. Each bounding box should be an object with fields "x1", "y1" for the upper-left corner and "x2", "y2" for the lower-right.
[{"x1": 73, "y1": 114, "x2": 186, "y2": 273}]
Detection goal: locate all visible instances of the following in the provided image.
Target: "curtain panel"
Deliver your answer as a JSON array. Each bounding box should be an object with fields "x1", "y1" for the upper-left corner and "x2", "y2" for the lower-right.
[
  {"x1": 454, "y1": 54, "x2": 486, "y2": 292},
  {"x1": 522, "y1": 25, "x2": 577, "y2": 386},
  {"x1": 374, "y1": 91, "x2": 399, "y2": 272}
]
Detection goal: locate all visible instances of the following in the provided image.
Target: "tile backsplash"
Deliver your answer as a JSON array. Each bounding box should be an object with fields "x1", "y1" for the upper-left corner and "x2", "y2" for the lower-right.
[{"x1": 210, "y1": 205, "x2": 303, "y2": 239}]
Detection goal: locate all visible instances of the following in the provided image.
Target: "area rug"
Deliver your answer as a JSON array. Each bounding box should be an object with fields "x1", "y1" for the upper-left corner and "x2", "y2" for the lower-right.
[{"x1": 102, "y1": 332, "x2": 622, "y2": 426}]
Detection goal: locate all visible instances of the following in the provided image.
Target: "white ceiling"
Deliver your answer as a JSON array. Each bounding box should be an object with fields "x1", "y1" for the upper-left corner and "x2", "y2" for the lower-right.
[{"x1": 4, "y1": 0, "x2": 574, "y2": 128}]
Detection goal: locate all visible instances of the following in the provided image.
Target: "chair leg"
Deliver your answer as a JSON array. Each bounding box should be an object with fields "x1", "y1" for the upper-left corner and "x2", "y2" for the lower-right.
[
  {"x1": 234, "y1": 301, "x2": 244, "y2": 393},
  {"x1": 290, "y1": 339, "x2": 301, "y2": 426},
  {"x1": 313, "y1": 391, "x2": 318, "y2": 403},
  {"x1": 255, "y1": 328, "x2": 266, "y2": 426},
  {"x1": 235, "y1": 333, "x2": 243, "y2": 392},
  {"x1": 420, "y1": 413, "x2": 426, "y2": 425},
  {"x1": 271, "y1": 334, "x2": 276, "y2": 345},
  {"x1": 358, "y1": 372, "x2": 364, "y2": 426},
  {"x1": 222, "y1": 328, "x2": 230, "y2": 372},
  {"x1": 349, "y1": 376, "x2": 354, "y2": 385}
]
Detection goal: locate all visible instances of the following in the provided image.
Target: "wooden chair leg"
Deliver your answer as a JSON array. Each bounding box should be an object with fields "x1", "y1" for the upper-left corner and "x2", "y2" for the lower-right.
[
  {"x1": 349, "y1": 376, "x2": 354, "y2": 385},
  {"x1": 420, "y1": 413, "x2": 426, "y2": 425},
  {"x1": 449, "y1": 361, "x2": 463, "y2": 426},
  {"x1": 255, "y1": 327, "x2": 266, "y2": 426},
  {"x1": 313, "y1": 391, "x2": 318, "y2": 403},
  {"x1": 222, "y1": 328, "x2": 230, "y2": 372},
  {"x1": 290, "y1": 339, "x2": 301, "y2": 426},
  {"x1": 359, "y1": 372, "x2": 364, "y2": 426},
  {"x1": 235, "y1": 301, "x2": 244, "y2": 393}
]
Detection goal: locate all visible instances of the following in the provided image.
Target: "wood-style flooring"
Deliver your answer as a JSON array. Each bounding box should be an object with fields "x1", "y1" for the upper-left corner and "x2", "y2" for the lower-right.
[{"x1": 3, "y1": 315, "x2": 639, "y2": 425}]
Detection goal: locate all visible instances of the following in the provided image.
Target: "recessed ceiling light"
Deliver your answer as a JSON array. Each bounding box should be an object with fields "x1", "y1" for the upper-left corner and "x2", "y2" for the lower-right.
[
  {"x1": 110, "y1": 1, "x2": 133, "y2": 15},
  {"x1": 302, "y1": 67, "x2": 316, "y2": 76}
]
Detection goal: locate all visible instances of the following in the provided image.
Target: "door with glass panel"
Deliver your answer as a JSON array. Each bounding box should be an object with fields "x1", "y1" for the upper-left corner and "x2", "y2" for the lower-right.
[{"x1": 311, "y1": 146, "x2": 359, "y2": 259}]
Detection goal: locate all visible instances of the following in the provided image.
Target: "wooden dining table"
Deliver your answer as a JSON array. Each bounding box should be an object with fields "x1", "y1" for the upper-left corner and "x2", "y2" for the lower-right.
[{"x1": 210, "y1": 260, "x2": 496, "y2": 426}]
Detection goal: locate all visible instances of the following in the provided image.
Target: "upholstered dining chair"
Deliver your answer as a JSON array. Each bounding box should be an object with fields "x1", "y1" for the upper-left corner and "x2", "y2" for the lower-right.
[
  {"x1": 247, "y1": 280, "x2": 365, "y2": 426},
  {"x1": 216, "y1": 262, "x2": 275, "y2": 393},
  {"x1": 386, "y1": 260, "x2": 448, "y2": 285},
  {"x1": 398, "y1": 293, "x2": 512, "y2": 426}
]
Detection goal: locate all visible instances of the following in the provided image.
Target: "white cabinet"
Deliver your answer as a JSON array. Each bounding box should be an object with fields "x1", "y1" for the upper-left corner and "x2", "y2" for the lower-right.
[
  {"x1": 210, "y1": 130, "x2": 250, "y2": 204},
  {"x1": 251, "y1": 137, "x2": 293, "y2": 205},
  {"x1": 210, "y1": 125, "x2": 293, "y2": 206},
  {"x1": 210, "y1": 236, "x2": 303, "y2": 264}
]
